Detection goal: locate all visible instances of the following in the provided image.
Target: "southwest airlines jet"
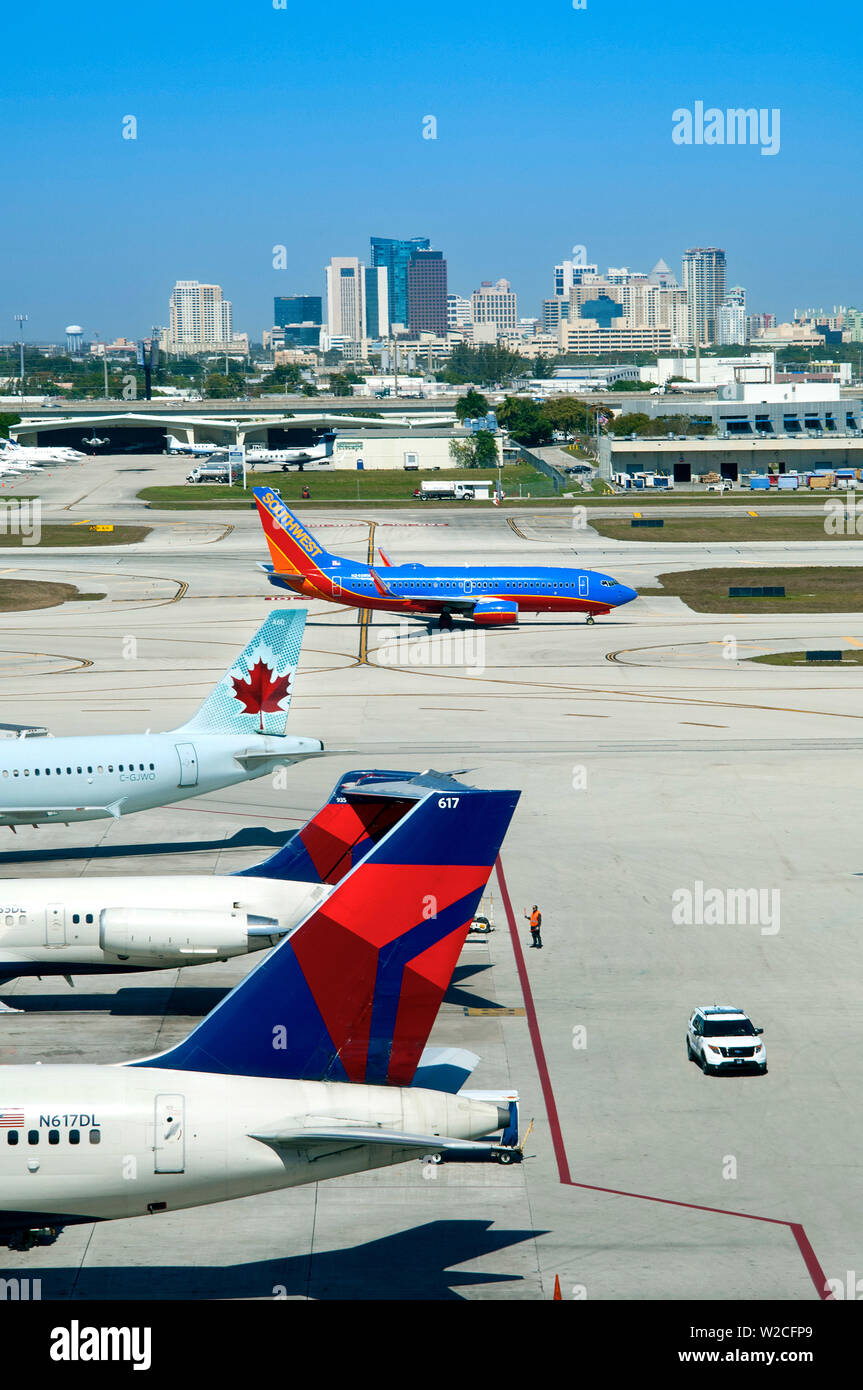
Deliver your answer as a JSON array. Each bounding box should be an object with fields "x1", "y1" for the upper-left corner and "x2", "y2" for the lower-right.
[
  {"x1": 0, "y1": 772, "x2": 520, "y2": 1252},
  {"x1": 0, "y1": 611, "x2": 322, "y2": 829},
  {"x1": 253, "y1": 488, "x2": 637, "y2": 627}
]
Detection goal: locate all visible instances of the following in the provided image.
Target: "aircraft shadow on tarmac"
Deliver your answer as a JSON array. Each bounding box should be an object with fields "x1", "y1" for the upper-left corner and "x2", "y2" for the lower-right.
[
  {"x1": 10, "y1": 1219, "x2": 545, "y2": 1301},
  {"x1": 0, "y1": 986, "x2": 229, "y2": 1017},
  {"x1": 0, "y1": 827, "x2": 290, "y2": 868},
  {"x1": 443, "y1": 963, "x2": 501, "y2": 1011},
  {"x1": 4, "y1": 965, "x2": 501, "y2": 1018}
]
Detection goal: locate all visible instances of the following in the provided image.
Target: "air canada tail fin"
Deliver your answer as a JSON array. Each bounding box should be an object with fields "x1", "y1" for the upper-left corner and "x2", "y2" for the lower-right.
[
  {"x1": 174, "y1": 609, "x2": 307, "y2": 736},
  {"x1": 236, "y1": 769, "x2": 421, "y2": 884},
  {"x1": 253, "y1": 487, "x2": 337, "y2": 577},
  {"x1": 133, "y1": 773, "x2": 519, "y2": 1087}
]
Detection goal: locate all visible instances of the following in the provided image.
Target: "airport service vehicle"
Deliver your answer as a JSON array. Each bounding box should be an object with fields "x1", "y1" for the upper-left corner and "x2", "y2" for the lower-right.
[
  {"x1": 706, "y1": 480, "x2": 733, "y2": 493},
  {"x1": 0, "y1": 773, "x2": 521, "y2": 1251},
  {"x1": 186, "y1": 462, "x2": 234, "y2": 483},
  {"x1": 0, "y1": 770, "x2": 437, "y2": 989},
  {"x1": 686, "y1": 1005, "x2": 767, "y2": 1075},
  {"x1": 0, "y1": 610, "x2": 322, "y2": 829},
  {"x1": 253, "y1": 488, "x2": 637, "y2": 628},
  {"x1": 415, "y1": 479, "x2": 491, "y2": 501}
]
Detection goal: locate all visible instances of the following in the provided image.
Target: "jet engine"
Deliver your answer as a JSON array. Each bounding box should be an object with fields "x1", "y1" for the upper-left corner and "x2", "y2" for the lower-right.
[{"x1": 99, "y1": 907, "x2": 283, "y2": 963}]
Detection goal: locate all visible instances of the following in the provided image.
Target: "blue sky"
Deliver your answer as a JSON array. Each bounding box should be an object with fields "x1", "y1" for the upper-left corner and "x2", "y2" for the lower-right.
[{"x1": 2, "y1": 0, "x2": 861, "y2": 341}]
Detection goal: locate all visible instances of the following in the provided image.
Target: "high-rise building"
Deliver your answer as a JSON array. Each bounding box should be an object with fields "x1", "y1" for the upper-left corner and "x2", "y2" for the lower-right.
[
  {"x1": 844, "y1": 308, "x2": 863, "y2": 342},
  {"x1": 325, "y1": 258, "x2": 365, "y2": 342},
  {"x1": 746, "y1": 311, "x2": 776, "y2": 340},
  {"x1": 554, "y1": 259, "x2": 598, "y2": 297},
  {"x1": 407, "y1": 249, "x2": 447, "y2": 335},
  {"x1": 681, "y1": 248, "x2": 727, "y2": 346},
  {"x1": 364, "y1": 266, "x2": 389, "y2": 339},
  {"x1": 447, "y1": 294, "x2": 472, "y2": 329},
  {"x1": 716, "y1": 286, "x2": 747, "y2": 346},
  {"x1": 168, "y1": 280, "x2": 233, "y2": 352},
  {"x1": 471, "y1": 279, "x2": 517, "y2": 332},
  {"x1": 370, "y1": 236, "x2": 431, "y2": 330},
  {"x1": 274, "y1": 295, "x2": 322, "y2": 347}
]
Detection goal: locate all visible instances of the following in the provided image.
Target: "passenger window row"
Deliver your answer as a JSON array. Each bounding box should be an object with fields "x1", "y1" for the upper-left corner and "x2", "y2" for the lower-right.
[
  {"x1": 2, "y1": 764, "x2": 155, "y2": 778},
  {"x1": 7, "y1": 1129, "x2": 101, "y2": 1146}
]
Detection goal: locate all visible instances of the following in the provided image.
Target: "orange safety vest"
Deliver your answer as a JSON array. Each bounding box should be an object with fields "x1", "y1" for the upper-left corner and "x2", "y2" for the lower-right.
[{"x1": 530, "y1": 910, "x2": 541, "y2": 929}]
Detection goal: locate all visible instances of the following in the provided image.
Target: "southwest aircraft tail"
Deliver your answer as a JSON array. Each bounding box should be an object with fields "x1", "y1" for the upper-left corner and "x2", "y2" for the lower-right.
[
  {"x1": 253, "y1": 487, "x2": 337, "y2": 577},
  {"x1": 133, "y1": 773, "x2": 519, "y2": 1085},
  {"x1": 175, "y1": 609, "x2": 308, "y2": 736}
]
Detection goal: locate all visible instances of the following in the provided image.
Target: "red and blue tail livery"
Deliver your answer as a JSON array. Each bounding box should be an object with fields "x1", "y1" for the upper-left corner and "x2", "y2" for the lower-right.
[
  {"x1": 254, "y1": 488, "x2": 637, "y2": 627},
  {"x1": 133, "y1": 773, "x2": 519, "y2": 1087}
]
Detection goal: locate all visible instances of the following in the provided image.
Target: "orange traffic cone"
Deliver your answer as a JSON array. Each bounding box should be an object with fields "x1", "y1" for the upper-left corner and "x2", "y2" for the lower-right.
[{"x1": 553, "y1": 1275, "x2": 562, "y2": 1300}]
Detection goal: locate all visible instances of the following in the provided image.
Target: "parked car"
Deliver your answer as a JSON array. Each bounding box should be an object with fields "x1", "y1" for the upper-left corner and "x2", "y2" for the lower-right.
[{"x1": 686, "y1": 1005, "x2": 767, "y2": 1075}]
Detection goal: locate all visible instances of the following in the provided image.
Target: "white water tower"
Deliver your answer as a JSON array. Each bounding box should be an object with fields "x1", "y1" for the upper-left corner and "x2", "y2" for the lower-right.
[{"x1": 66, "y1": 324, "x2": 83, "y2": 355}]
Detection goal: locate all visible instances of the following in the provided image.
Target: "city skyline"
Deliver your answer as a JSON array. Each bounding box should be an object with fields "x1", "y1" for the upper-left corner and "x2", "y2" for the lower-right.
[{"x1": 3, "y1": 0, "x2": 861, "y2": 341}]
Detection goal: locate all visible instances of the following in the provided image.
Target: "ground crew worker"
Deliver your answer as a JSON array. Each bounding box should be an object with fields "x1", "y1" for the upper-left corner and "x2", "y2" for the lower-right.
[{"x1": 525, "y1": 904, "x2": 542, "y2": 949}]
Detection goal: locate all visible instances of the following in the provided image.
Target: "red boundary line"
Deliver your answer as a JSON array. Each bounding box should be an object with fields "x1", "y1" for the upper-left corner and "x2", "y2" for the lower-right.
[{"x1": 494, "y1": 855, "x2": 833, "y2": 1301}]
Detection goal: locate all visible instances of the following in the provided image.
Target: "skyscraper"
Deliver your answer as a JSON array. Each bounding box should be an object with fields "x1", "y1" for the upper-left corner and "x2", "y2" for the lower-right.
[
  {"x1": 370, "y1": 236, "x2": 430, "y2": 330},
  {"x1": 364, "y1": 266, "x2": 389, "y2": 338},
  {"x1": 325, "y1": 258, "x2": 365, "y2": 342},
  {"x1": 407, "y1": 250, "x2": 447, "y2": 335},
  {"x1": 274, "y1": 295, "x2": 322, "y2": 347},
  {"x1": 717, "y1": 286, "x2": 747, "y2": 346},
  {"x1": 681, "y1": 248, "x2": 727, "y2": 346},
  {"x1": 471, "y1": 279, "x2": 517, "y2": 332},
  {"x1": 168, "y1": 280, "x2": 233, "y2": 352}
]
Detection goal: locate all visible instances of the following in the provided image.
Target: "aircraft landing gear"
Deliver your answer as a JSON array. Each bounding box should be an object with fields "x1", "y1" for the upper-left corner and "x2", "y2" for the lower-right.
[
  {"x1": 585, "y1": 613, "x2": 595, "y2": 625},
  {"x1": 438, "y1": 611, "x2": 454, "y2": 632}
]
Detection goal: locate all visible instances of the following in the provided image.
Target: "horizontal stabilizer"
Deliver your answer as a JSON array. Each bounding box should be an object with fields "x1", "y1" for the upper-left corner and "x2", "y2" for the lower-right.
[{"x1": 251, "y1": 1126, "x2": 506, "y2": 1159}]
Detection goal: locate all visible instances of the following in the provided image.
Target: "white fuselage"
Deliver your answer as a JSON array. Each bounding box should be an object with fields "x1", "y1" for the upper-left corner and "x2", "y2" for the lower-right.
[
  {"x1": 0, "y1": 1067, "x2": 502, "y2": 1230},
  {"x1": 0, "y1": 873, "x2": 328, "y2": 978},
  {"x1": 0, "y1": 731, "x2": 322, "y2": 826}
]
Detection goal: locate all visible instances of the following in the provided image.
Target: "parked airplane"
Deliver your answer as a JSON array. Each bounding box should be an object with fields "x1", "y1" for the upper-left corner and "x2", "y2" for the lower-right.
[
  {"x1": 0, "y1": 771, "x2": 520, "y2": 1250},
  {"x1": 253, "y1": 487, "x2": 638, "y2": 626},
  {"x1": 0, "y1": 769, "x2": 419, "y2": 989},
  {"x1": 0, "y1": 610, "x2": 322, "y2": 829},
  {"x1": 245, "y1": 432, "x2": 335, "y2": 469},
  {"x1": 166, "y1": 437, "x2": 225, "y2": 457},
  {"x1": 0, "y1": 439, "x2": 84, "y2": 465}
]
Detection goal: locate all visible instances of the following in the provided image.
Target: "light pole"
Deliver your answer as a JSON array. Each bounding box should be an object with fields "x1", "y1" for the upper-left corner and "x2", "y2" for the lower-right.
[{"x1": 13, "y1": 314, "x2": 28, "y2": 394}]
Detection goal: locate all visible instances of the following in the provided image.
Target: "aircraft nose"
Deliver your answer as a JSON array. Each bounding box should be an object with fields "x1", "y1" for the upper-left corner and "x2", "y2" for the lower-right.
[{"x1": 617, "y1": 584, "x2": 638, "y2": 606}]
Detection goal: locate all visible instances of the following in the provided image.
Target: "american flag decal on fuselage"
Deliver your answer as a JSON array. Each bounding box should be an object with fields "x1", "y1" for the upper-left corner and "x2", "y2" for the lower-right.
[{"x1": 0, "y1": 1109, "x2": 24, "y2": 1128}]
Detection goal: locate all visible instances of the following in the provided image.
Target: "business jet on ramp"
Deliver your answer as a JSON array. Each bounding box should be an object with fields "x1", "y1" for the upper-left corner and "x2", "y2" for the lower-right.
[
  {"x1": 0, "y1": 772, "x2": 521, "y2": 1251},
  {"x1": 0, "y1": 770, "x2": 423, "y2": 989},
  {"x1": 0, "y1": 610, "x2": 322, "y2": 829}
]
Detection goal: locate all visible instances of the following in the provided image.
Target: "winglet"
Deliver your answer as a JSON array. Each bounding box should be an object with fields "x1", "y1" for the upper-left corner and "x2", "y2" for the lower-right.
[
  {"x1": 378, "y1": 546, "x2": 394, "y2": 567},
  {"x1": 369, "y1": 566, "x2": 397, "y2": 599}
]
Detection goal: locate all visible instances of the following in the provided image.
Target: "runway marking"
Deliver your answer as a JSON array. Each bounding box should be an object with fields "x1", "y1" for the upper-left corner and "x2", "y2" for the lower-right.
[
  {"x1": 495, "y1": 856, "x2": 832, "y2": 1300},
  {"x1": 680, "y1": 721, "x2": 727, "y2": 727},
  {"x1": 844, "y1": 635, "x2": 863, "y2": 647},
  {"x1": 506, "y1": 517, "x2": 529, "y2": 540},
  {"x1": 464, "y1": 1006, "x2": 526, "y2": 1016}
]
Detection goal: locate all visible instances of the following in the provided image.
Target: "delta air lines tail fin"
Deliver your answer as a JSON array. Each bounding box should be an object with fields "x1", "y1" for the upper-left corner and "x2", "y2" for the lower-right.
[{"x1": 132, "y1": 773, "x2": 519, "y2": 1086}]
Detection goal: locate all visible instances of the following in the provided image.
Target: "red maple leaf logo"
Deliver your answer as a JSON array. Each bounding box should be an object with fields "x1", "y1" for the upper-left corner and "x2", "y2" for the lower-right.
[{"x1": 231, "y1": 657, "x2": 292, "y2": 731}]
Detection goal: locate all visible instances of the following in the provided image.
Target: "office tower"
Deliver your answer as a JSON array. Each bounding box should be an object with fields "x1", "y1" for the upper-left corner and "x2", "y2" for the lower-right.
[
  {"x1": 274, "y1": 295, "x2": 322, "y2": 347},
  {"x1": 364, "y1": 266, "x2": 389, "y2": 338},
  {"x1": 554, "y1": 259, "x2": 598, "y2": 297},
  {"x1": 370, "y1": 236, "x2": 430, "y2": 329},
  {"x1": 447, "y1": 294, "x2": 472, "y2": 329},
  {"x1": 168, "y1": 281, "x2": 233, "y2": 352},
  {"x1": 681, "y1": 247, "x2": 727, "y2": 346},
  {"x1": 407, "y1": 249, "x2": 447, "y2": 335},
  {"x1": 716, "y1": 286, "x2": 747, "y2": 346},
  {"x1": 471, "y1": 279, "x2": 517, "y2": 332},
  {"x1": 325, "y1": 257, "x2": 365, "y2": 341}
]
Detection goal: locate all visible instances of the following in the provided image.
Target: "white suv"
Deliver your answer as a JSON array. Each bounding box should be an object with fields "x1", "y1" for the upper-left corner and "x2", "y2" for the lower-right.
[{"x1": 686, "y1": 1005, "x2": 767, "y2": 1075}]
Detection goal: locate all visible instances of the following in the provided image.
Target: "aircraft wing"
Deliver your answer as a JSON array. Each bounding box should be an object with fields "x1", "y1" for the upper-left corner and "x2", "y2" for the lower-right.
[
  {"x1": 0, "y1": 801, "x2": 125, "y2": 821},
  {"x1": 250, "y1": 1126, "x2": 505, "y2": 1160}
]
